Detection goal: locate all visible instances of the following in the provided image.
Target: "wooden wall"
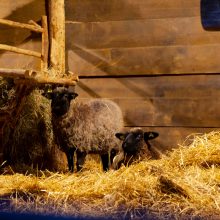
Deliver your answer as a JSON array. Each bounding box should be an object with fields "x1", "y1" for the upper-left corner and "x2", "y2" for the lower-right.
[
  {"x1": 0, "y1": 0, "x2": 220, "y2": 152},
  {"x1": 0, "y1": 0, "x2": 45, "y2": 70},
  {"x1": 65, "y1": 0, "x2": 220, "y2": 151}
]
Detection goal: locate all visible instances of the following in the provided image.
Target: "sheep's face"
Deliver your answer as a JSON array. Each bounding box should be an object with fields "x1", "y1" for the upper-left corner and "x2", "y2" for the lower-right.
[
  {"x1": 43, "y1": 91, "x2": 78, "y2": 116},
  {"x1": 115, "y1": 128, "x2": 159, "y2": 154}
]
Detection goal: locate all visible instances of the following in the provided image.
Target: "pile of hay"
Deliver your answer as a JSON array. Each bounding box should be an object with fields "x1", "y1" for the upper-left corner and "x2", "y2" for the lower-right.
[
  {"x1": 0, "y1": 132, "x2": 219, "y2": 219},
  {"x1": 0, "y1": 76, "x2": 66, "y2": 172}
]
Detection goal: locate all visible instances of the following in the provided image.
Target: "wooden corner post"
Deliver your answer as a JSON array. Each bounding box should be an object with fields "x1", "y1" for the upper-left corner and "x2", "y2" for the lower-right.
[{"x1": 48, "y1": 0, "x2": 66, "y2": 76}]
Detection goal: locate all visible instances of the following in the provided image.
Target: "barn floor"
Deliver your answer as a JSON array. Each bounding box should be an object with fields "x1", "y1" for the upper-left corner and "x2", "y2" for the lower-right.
[{"x1": 0, "y1": 132, "x2": 220, "y2": 220}]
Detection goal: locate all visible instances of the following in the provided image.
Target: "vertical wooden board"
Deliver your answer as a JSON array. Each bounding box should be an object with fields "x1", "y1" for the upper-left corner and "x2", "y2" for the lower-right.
[
  {"x1": 66, "y1": 17, "x2": 220, "y2": 49},
  {"x1": 65, "y1": 0, "x2": 200, "y2": 22},
  {"x1": 48, "y1": 0, "x2": 66, "y2": 74}
]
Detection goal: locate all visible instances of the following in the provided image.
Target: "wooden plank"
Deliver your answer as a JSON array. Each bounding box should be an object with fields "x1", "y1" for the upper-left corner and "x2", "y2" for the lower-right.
[
  {"x1": 66, "y1": 17, "x2": 220, "y2": 49},
  {"x1": 0, "y1": 28, "x2": 31, "y2": 45},
  {"x1": 76, "y1": 75, "x2": 220, "y2": 99},
  {"x1": 0, "y1": 0, "x2": 45, "y2": 21},
  {"x1": 0, "y1": 53, "x2": 41, "y2": 71},
  {"x1": 75, "y1": 75, "x2": 220, "y2": 127},
  {"x1": 0, "y1": 68, "x2": 78, "y2": 86},
  {"x1": 65, "y1": 0, "x2": 199, "y2": 22},
  {"x1": 122, "y1": 127, "x2": 220, "y2": 152},
  {"x1": 77, "y1": 97, "x2": 220, "y2": 128},
  {"x1": 115, "y1": 98, "x2": 220, "y2": 127},
  {"x1": 68, "y1": 45, "x2": 220, "y2": 76}
]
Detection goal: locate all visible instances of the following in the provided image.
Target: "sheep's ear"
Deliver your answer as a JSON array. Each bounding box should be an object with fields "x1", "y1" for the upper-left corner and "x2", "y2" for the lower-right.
[
  {"x1": 115, "y1": 132, "x2": 126, "y2": 140},
  {"x1": 69, "y1": 92, "x2": 78, "y2": 100},
  {"x1": 144, "y1": 132, "x2": 159, "y2": 141},
  {"x1": 42, "y1": 92, "x2": 53, "y2": 99}
]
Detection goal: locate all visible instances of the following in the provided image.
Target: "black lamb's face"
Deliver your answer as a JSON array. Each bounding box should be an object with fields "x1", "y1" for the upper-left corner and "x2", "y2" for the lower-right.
[
  {"x1": 43, "y1": 91, "x2": 78, "y2": 116},
  {"x1": 115, "y1": 128, "x2": 159, "y2": 154},
  {"x1": 115, "y1": 129, "x2": 144, "y2": 154}
]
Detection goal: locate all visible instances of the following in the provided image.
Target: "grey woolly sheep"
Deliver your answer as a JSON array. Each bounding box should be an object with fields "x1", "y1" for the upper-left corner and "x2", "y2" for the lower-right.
[
  {"x1": 43, "y1": 88, "x2": 123, "y2": 172},
  {"x1": 112, "y1": 127, "x2": 161, "y2": 169}
]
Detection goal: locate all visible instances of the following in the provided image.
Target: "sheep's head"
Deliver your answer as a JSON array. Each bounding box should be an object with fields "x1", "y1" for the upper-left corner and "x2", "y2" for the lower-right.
[
  {"x1": 115, "y1": 128, "x2": 159, "y2": 154},
  {"x1": 42, "y1": 87, "x2": 78, "y2": 116}
]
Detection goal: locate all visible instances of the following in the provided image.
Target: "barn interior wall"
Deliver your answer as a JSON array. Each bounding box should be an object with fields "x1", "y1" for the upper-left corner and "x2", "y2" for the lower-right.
[
  {"x1": 0, "y1": 0, "x2": 220, "y2": 153},
  {"x1": 65, "y1": 0, "x2": 220, "y2": 151}
]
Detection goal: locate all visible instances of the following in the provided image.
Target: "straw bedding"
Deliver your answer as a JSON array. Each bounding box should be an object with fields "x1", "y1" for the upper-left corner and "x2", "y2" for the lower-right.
[{"x1": 0, "y1": 132, "x2": 220, "y2": 219}]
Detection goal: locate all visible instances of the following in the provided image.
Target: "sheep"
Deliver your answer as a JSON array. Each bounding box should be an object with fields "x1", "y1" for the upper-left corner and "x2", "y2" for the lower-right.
[
  {"x1": 43, "y1": 88, "x2": 123, "y2": 172},
  {"x1": 112, "y1": 127, "x2": 161, "y2": 169}
]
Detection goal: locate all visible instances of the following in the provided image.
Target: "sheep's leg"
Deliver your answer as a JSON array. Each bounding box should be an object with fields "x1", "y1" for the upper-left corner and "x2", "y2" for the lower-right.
[
  {"x1": 66, "y1": 148, "x2": 75, "y2": 172},
  {"x1": 112, "y1": 151, "x2": 125, "y2": 170},
  {"x1": 101, "y1": 153, "x2": 109, "y2": 171},
  {"x1": 110, "y1": 149, "x2": 117, "y2": 165},
  {"x1": 76, "y1": 151, "x2": 86, "y2": 172}
]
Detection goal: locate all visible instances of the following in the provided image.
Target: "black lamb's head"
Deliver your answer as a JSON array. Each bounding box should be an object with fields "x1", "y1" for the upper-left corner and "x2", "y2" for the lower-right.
[
  {"x1": 115, "y1": 128, "x2": 159, "y2": 154},
  {"x1": 42, "y1": 88, "x2": 78, "y2": 116}
]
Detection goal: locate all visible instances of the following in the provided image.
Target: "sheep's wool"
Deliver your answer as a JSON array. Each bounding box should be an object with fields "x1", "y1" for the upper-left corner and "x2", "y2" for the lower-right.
[{"x1": 52, "y1": 99, "x2": 123, "y2": 154}]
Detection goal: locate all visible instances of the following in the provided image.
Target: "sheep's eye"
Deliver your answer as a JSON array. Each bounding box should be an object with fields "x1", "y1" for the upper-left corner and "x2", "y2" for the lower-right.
[{"x1": 136, "y1": 134, "x2": 142, "y2": 140}]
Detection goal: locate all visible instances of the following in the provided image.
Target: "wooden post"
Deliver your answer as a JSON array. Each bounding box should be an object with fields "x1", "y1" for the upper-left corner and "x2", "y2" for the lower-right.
[
  {"x1": 48, "y1": 0, "x2": 66, "y2": 76},
  {"x1": 41, "y1": 16, "x2": 49, "y2": 72}
]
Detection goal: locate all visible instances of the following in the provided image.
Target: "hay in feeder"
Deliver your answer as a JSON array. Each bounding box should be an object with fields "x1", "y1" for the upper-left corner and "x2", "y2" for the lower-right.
[
  {"x1": 0, "y1": 131, "x2": 219, "y2": 219},
  {"x1": 0, "y1": 76, "x2": 66, "y2": 172}
]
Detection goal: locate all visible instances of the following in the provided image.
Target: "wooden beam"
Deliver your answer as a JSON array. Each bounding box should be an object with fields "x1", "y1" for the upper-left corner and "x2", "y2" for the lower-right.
[
  {"x1": 0, "y1": 68, "x2": 79, "y2": 86},
  {"x1": 0, "y1": 44, "x2": 41, "y2": 58},
  {"x1": 48, "y1": 0, "x2": 66, "y2": 76},
  {"x1": 0, "y1": 68, "x2": 26, "y2": 78},
  {"x1": 0, "y1": 18, "x2": 43, "y2": 33},
  {"x1": 41, "y1": 16, "x2": 49, "y2": 71}
]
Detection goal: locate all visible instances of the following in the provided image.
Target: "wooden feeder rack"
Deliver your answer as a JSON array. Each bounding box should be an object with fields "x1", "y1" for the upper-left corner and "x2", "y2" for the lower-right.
[
  {"x1": 0, "y1": 17, "x2": 78, "y2": 86},
  {"x1": 0, "y1": 0, "x2": 78, "y2": 153}
]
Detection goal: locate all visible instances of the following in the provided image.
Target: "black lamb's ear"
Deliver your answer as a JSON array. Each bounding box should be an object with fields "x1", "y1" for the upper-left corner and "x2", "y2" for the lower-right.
[
  {"x1": 115, "y1": 132, "x2": 126, "y2": 140},
  {"x1": 144, "y1": 132, "x2": 159, "y2": 141},
  {"x1": 42, "y1": 92, "x2": 53, "y2": 99},
  {"x1": 69, "y1": 92, "x2": 78, "y2": 100}
]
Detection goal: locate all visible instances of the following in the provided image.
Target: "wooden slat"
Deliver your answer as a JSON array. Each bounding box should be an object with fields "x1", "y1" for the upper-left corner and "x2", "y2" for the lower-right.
[
  {"x1": 107, "y1": 98, "x2": 220, "y2": 127},
  {"x1": 76, "y1": 75, "x2": 220, "y2": 99},
  {"x1": 76, "y1": 75, "x2": 220, "y2": 127},
  {"x1": 66, "y1": 17, "x2": 220, "y2": 49},
  {"x1": 0, "y1": 44, "x2": 41, "y2": 58},
  {"x1": 68, "y1": 45, "x2": 220, "y2": 76},
  {"x1": 0, "y1": 18, "x2": 43, "y2": 32},
  {"x1": 65, "y1": 0, "x2": 199, "y2": 22}
]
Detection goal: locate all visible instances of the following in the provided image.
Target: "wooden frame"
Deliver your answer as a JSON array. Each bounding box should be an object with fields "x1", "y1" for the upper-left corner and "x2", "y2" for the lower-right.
[{"x1": 0, "y1": 14, "x2": 78, "y2": 86}]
